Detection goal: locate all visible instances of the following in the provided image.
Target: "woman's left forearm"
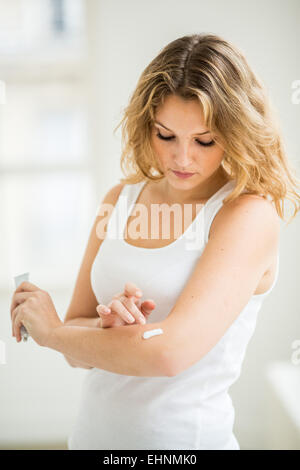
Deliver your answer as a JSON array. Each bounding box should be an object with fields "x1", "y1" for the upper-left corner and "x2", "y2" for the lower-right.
[{"x1": 46, "y1": 321, "x2": 171, "y2": 377}]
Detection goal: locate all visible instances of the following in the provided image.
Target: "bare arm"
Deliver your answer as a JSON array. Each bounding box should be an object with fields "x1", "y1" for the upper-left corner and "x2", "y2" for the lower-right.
[
  {"x1": 63, "y1": 317, "x2": 101, "y2": 368},
  {"x1": 47, "y1": 320, "x2": 171, "y2": 377},
  {"x1": 161, "y1": 195, "x2": 280, "y2": 376},
  {"x1": 62, "y1": 183, "x2": 125, "y2": 368}
]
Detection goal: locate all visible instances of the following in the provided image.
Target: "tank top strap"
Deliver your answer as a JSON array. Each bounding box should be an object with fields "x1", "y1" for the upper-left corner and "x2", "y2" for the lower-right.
[
  {"x1": 203, "y1": 180, "x2": 237, "y2": 244},
  {"x1": 106, "y1": 181, "x2": 146, "y2": 241}
]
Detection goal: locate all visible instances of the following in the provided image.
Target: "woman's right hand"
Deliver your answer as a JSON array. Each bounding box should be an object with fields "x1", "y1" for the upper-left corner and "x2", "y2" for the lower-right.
[{"x1": 96, "y1": 282, "x2": 156, "y2": 328}]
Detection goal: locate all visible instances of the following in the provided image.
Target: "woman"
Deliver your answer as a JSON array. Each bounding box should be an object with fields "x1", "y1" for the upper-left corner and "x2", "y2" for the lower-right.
[{"x1": 10, "y1": 33, "x2": 300, "y2": 450}]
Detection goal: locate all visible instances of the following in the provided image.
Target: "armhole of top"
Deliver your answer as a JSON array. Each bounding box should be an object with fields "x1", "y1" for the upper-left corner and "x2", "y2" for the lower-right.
[
  {"x1": 252, "y1": 253, "x2": 280, "y2": 298},
  {"x1": 204, "y1": 200, "x2": 225, "y2": 245}
]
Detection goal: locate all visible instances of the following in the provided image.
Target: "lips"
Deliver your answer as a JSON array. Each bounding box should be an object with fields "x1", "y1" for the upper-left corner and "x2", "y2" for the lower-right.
[{"x1": 172, "y1": 170, "x2": 195, "y2": 178}]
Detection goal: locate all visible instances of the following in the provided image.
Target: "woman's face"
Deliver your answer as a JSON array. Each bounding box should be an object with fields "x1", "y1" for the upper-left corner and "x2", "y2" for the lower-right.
[{"x1": 151, "y1": 94, "x2": 226, "y2": 197}]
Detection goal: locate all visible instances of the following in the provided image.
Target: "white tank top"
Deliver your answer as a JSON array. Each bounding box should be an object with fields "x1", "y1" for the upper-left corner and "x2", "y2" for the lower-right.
[{"x1": 68, "y1": 179, "x2": 280, "y2": 450}]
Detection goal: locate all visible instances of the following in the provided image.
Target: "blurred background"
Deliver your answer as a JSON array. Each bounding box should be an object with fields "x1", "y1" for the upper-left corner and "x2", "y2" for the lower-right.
[{"x1": 0, "y1": 0, "x2": 299, "y2": 450}]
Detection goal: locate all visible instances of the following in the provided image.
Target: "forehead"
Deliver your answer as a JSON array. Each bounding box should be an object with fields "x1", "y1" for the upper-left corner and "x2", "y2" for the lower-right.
[
  {"x1": 156, "y1": 94, "x2": 202, "y2": 113},
  {"x1": 154, "y1": 94, "x2": 208, "y2": 132}
]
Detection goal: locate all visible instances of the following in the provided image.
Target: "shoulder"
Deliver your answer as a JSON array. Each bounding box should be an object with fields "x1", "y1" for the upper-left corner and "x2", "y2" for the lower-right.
[
  {"x1": 208, "y1": 193, "x2": 280, "y2": 274},
  {"x1": 210, "y1": 192, "x2": 280, "y2": 242},
  {"x1": 101, "y1": 182, "x2": 125, "y2": 207},
  {"x1": 94, "y1": 183, "x2": 125, "y2": 238}
]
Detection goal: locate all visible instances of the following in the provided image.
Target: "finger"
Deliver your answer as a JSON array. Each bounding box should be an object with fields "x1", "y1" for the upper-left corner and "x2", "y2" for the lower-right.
[
  {"x1": 10, "y1": 292, "x2": 32, "y2": 320},
  {"x1": 140, "y1": 299, "x2": 156, "y2": 315},
  {"x1": 109, "y1": 298, "x2": 140, "y2": 324},
  {"x1": 14, "y1": 308, "x2": 25, "y2": 342},
  {"x1": 15, "y1": 281, "x2": 40, "y2": 294},
  {"x1": 121, "y1": 296, "x2": 147, "y2": 324},
  {"x1": 96, "y1": 304, "x2": 111, "y2": 315},
  {"x1": 142, "y1": 299, "x2": 156, "y2": 309},
  {"x1": 123, "y1": 282, "x2": 142, "y2": 299},
  {"x1": 12, "y1": 305, "x2": 21, "y2": 341},
  {"x1": 11, "y1": 300, "x2": 27, "y2": 331},
  {"x1": 133, "y1": 298, "x2": 155, "y2": 311}
]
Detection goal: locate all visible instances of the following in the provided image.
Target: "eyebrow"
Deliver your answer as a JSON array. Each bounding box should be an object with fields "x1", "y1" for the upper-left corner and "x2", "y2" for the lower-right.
[{"x1": 154, "y1": 120, "x2": 211, "y2": 136}]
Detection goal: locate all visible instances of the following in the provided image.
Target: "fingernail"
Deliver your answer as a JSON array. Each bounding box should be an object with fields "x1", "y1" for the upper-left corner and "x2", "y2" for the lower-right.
[
  {"x1": 139, "y1": 317, "x2": 146, "y2": 324},
  {"x1": 135, "y1": 291, "x2": 142, "y2": 297}
]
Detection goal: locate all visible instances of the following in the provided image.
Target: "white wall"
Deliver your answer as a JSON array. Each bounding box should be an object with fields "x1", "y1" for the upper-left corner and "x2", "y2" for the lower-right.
[{"x1": 1, "y1": 0, "x2": 299, "y2": 449}]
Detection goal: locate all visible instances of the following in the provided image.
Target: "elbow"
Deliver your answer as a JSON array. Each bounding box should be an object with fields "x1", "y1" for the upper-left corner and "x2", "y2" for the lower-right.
[
  {"x1": 159, "y1": 340, "x2": 191, "y2": 377},
  {"x1": 163, "y1": 349, "x2": 205, "y2": 377},
  {"x1": 156, "y1": 324, "x2": 182, "y2": 377},
  {"x1": 151, "y1": 328, "x2": 178, "y2": 377},
  {"x1": 159, "y1": 346, "x2": 179, "y2": 377},
  {"x1": 163, "y1": 355, "x2": 189, "y2": 377},
  {"x1": 165, "y1": 362, "x2": 178, "y2": 378},
  {"x1": 64, "y1": 355, "x2": 75, "y2": 368},
  {"x1": 144, "y1": 347, "x2": 173, "y2": 377},
  {"x1": 157, "y1": 320, "x2": 196, "y2": 377}
]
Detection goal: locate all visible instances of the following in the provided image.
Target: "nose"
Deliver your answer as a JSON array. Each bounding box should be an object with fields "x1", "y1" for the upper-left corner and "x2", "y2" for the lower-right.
[{"x1": 173, "y1": 143, "x2": 194, "y2": 170}]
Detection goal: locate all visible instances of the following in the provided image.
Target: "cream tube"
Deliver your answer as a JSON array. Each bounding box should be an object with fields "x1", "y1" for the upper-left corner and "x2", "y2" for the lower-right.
[{"x1": 13, "y1": 272, "x2": 30, "y2": 342}]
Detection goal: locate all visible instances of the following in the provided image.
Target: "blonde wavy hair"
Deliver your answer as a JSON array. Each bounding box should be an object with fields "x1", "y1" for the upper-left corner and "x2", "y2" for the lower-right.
[{"x1": 114, "y1": 33, "x2": 300, "y2": 224}]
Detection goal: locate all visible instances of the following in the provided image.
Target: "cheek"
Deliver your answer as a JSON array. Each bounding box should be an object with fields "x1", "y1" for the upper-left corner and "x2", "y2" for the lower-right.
[
  {"x1": 151, "y1": 136, "x2": 167, "y2": 162},
  {"x1": 201, "y1": 147, "x2": 224, "y2": 169},
  {"x1": 151, "y1": 134, "x2": 163, "y2": 152}
]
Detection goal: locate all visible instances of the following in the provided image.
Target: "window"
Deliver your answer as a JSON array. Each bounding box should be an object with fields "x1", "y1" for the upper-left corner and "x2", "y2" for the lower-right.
[{"x1": 0, "y1": 0, "x2": 94, "y2": 290}]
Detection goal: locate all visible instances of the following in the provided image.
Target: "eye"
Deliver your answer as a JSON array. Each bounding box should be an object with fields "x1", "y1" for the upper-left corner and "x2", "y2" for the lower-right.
[{"x1": 155, "y1": 131, "x2": 215, "y2": 147}]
